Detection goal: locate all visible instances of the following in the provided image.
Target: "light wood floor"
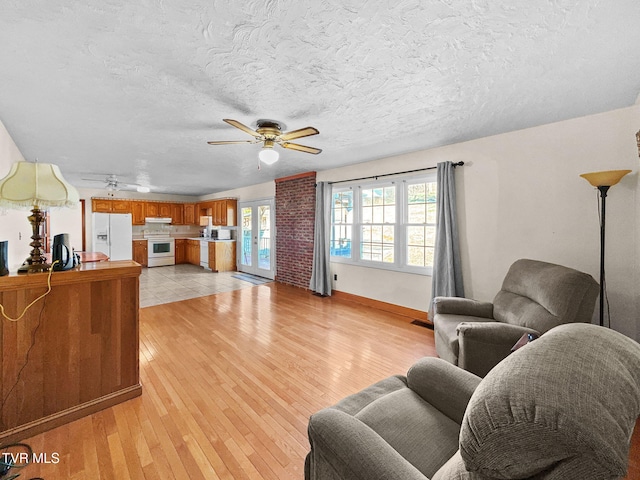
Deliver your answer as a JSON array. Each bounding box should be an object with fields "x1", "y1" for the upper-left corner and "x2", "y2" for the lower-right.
[
  {"x1": 15, "y1": 283, "x2": 640, "y2": 479},
  {"x1": 19, "y1": 283, "x2": 435, "y2": 479}
]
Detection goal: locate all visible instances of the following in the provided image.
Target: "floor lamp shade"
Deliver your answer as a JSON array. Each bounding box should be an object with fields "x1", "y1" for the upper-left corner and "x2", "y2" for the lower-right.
[
  {"x1": 579, "y1": 169, "x2": 631, "y2": 188},
  {"x1": 580, "y1": 169, "x2": 631, "y2": 327},
  {"x1": 0, "y1": 161, "x2": 80, "y2": 272}
]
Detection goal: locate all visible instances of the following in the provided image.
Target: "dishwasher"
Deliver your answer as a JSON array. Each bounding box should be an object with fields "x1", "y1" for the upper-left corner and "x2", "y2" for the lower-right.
[{"x1": 200, "y1": 240, "x2": 209, "y2": 269}]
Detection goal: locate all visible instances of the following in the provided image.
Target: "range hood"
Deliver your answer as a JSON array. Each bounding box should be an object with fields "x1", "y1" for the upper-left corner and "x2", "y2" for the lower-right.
[{"x1": 145, "y1": 217, "x2": 172, "y2": 224}]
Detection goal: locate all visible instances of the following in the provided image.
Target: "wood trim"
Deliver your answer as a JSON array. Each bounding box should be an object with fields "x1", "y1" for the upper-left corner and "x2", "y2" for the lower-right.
[
  {"x1": 332, "y1": 290, "x2": 430, "y2": 323},
  {"x1": 80, "y1": 198, "x2": 86, "y2": 251},
  {"x1": 0, "y1": 384, "x2": 142, "y2": 444},
  {"x1": 274, "y1": 171, "x2": 317, "y2": 183}
]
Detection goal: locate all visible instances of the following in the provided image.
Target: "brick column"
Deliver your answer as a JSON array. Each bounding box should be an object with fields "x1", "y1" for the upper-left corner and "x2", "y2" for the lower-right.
[{"x1": 274, "y1": 172, "x2": 317, "y2": 289}]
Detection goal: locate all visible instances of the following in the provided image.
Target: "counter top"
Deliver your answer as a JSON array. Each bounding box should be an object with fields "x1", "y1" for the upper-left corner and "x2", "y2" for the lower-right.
[
  {"x1": 0, "y1": 260, "x2": 141, "y2": 291},
  {"x1": 185, "y1": 238, "x2": 236, "y2": 242}
]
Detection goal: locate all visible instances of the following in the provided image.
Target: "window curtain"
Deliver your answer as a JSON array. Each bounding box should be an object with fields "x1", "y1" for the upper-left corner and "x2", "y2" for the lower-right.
[
  {"x1": 309, "y1": 181, "x2": 332, "y2": 296},
  {"x1": 430, "y1": 161, "x2": 464, "y2": 309}
]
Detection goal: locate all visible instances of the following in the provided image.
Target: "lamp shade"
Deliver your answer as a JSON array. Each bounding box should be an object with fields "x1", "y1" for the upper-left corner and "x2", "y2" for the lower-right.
[
  {"x1": 579, "y1": 169, "x2": 631, "y2": 187},
  {"x1": 259, "y1": 148, "x2": 279, "y2": 165},
  {"x1": 0, "y1": 161, "x2": 79, "y2": 208}
]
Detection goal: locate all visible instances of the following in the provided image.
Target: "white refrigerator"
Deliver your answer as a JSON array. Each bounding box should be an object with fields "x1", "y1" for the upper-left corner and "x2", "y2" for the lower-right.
[{"x1": 92, "y1": 213, "x2": 133, "y2": 261}]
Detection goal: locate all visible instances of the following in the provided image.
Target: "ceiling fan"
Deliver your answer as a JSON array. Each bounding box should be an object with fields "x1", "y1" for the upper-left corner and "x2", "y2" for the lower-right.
[
  {"x1": 81, "y1": 174, "x2": 150, "y2": 193},
  {"x1": 207, "y1": 119, "x2": 322, "y2": 165}
]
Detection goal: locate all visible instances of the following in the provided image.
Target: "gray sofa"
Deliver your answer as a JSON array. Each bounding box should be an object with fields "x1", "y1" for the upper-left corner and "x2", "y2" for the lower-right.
[
  {"x1": 305, "y1": 323, "x2": 640, "y2": 480},
  {"x1": 432, "y1": 258, "x2": 599, "y2": 377}
]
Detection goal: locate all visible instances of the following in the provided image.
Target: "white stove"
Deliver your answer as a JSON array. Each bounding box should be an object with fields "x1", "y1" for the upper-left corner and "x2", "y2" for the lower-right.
[{"x1": 144, "y1": 233, "x2": 175, "y2": 267}]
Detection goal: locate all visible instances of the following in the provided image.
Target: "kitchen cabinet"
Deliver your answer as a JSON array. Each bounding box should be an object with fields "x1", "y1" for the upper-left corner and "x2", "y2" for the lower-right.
[
  {"x1": 186, "y1": 240, "x2": 200, "y2": 265},
  {"x1": 184, "y1": 204, "x2": 196, "y2": 225},
  {"x1": 92, "y1": 198, "x2": 131, "y2": 214},
  {"x1": 223, "y1": 199, "x2": 237, "y2": 226},
  {"x1": 91, "y1": 198, "x2": 235, "y2": 225},
  {"x1": 196, "y1": 199, "x2": 237, "y2": 226},
  {"x1": 92, "y1": 199, "x2": 112, "y2": 213},
  {"x1": 174, "y1": 239, "x2": 186, "y2": 264},
  {"x1": 132, "y1": 240, "x2": 148, "y2": 267},
  {"x1": 208, "y1": 241, "x2": 236, "y2": 272},
  {"x1": 171, "y1": 203, "x2": 184, "y2": 225},
  {"x1": 158, "y1": 203, "x2": 172, "y2": 218},
  {"x1": 131, "y1": 202, "x2": 145, "y2": 225},
  {"x1": 145, "y1": 202, "x2": 159, "y2": 217}
]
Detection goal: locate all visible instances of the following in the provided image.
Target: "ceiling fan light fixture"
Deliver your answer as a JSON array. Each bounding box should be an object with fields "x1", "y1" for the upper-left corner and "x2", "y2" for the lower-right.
[
  {"x1": 259, "y1": 147, "x2": 279, "y2": 165},
  {"x1": 136, "y1": 185, "x2": 150, "y2": 193}
]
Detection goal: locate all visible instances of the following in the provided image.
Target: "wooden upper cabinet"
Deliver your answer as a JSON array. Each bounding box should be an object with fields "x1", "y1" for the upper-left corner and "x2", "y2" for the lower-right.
[
  {"x1": 131, "y1": 202, "x2": 145, "y2": 225},
  {"x1": 158, "y1": 203, "x2": 171, "y2": 218},
  {"x1": 91, "y1": 198, "x2": 131, "y2": 214},
  {"x1": 145, "y1": 202, "x2": 159, "y2": 217},
  {"x1": 225, "y1": 199, "x2": 237, "y2": 227},
  {"x1": 198, "y1": 199, "x2": 237, "y2": 226},
  {"x1": 92, "y1": 198, "x2": 236, "y2": 225},
  {"x1": 213, "y1": 201, "x2": 224, "y2": 225},
  {"x1": 112, "y1": 200, "x2": 131, "y2": 214},
  {"x1": 184, "y1": 204, "x2": 196, "y2": 225},
  {"x1": 92, "y1": 198, "x2": 112, "y2": 213},
  {"x1": 171, "y1": 203, "x2": 184, "y2": 225}
]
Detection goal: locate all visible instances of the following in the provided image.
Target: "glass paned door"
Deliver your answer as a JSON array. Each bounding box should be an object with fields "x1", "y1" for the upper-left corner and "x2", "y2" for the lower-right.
[{"x1": 238, "y1": 199, "x2": 275, "y2": 279}]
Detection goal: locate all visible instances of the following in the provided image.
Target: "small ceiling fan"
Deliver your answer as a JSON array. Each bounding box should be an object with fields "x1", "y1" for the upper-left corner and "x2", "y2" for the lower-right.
[
  {"x1": 81, "y1": 174, "x2": 150, "y2": 193},
  {"x1": 207, "y1": 119, "x2": 322, "y2": 165}
]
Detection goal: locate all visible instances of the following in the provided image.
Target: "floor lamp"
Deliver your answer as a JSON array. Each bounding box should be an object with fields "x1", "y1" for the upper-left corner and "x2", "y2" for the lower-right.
[
  {"x1": 579, "y1": 169, "x2": 631, "y2": 327},
  {"x1": 0, "y1": 161, "x2": 79, "y2": 273}
]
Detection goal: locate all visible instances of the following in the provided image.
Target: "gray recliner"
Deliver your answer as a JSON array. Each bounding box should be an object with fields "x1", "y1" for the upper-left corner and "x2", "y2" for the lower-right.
[
  {"x1": 432, "y1": 258, "x2": 599, "y2": 377},
  {"x1": 305, "y1": 323, "x2": 640, "y2": 480}
]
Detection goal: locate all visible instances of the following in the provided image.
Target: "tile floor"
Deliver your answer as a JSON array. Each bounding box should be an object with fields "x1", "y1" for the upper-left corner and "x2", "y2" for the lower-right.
[{"x1": 139, "y1": 264, "x2": 270, "y2": 308}]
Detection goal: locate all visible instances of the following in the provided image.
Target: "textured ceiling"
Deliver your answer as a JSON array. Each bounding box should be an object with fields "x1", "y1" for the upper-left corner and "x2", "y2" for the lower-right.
[{"x1": 1, "y1": 1, "x2": 639, "y2": 195}]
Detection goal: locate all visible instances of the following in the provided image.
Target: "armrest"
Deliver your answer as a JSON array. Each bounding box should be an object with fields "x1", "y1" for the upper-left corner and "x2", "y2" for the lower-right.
[
  {"x1": 457, "y1": 322, "x2": 539, "y2": 345},
  {"x1": 432, "y1": 297, "x2": 494, "y2": 318},
  {"x1": 457, "y1": 322, "x2": 540, "y2": 377},
  {"x1": 306, "y1": 408, "x2": 428, "y2": 480},
  {"x1": 406, "y1": 357, "x2": 481, "y2": 424}
]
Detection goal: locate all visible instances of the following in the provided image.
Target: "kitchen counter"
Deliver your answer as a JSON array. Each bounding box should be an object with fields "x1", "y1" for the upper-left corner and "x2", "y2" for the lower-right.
[
  {"x1": 0, "y1": 260, "x2": 141, "y2": 443},
  {"x1": 187, "y1": 237, "x2": 236, "y2": 242}
]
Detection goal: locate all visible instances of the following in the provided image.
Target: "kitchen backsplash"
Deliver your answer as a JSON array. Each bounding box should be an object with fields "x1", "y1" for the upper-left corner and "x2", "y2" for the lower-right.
[{"x1": 132, "y1": 224, "x2": 201, "y2": 237}]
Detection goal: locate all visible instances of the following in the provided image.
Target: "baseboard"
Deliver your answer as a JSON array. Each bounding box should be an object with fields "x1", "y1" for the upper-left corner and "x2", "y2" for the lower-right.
[
  {"x1": 332, "y1": 290, "x2": 430, "y2": 323},
  {"x1": 0, "y1": 384, "x2": 142, "y2": 444}
]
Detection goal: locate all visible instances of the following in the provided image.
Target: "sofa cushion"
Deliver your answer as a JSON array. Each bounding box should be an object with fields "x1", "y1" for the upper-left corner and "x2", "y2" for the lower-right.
[
  {"x1": 459, "y1": 323, "x2": 640, "y2": 480},
  {"x1": 493, "y1": 259, "x2": 598, "y2": 332},
  {"x1": 355, "y1": 388, "x2": 460, "y2": 478}
]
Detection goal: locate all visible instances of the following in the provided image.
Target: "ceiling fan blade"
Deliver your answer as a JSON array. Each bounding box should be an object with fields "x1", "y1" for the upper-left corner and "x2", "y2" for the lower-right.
[
  {"x1": 207, "y1": 140, "x2": 256, "y2": 145},
  {"x1": 279, "y1": 127, "x2": 319, "y2": 141},
  {"x1": 223, "y1": 119, "x2": 261, "y2": 138},
  {"x1": 281, "y1": 142, "x2": 322, "y2": 154}
]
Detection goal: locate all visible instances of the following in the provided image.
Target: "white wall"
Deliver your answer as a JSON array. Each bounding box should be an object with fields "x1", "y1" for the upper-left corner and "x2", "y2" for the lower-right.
[
  {"x1": 199, "y1": 181, "x2": 275, "y2": 203},
  {"x1": 0, "y1": 119, "x2": 31, "y2": 271}
]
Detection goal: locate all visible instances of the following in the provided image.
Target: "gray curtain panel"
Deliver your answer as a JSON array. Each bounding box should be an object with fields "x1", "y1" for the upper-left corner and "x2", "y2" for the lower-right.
[
  {"x1": 309, "y1": 181, "x2": 333, "y2": 296},
  {"x1": 430, "y1": 161, "x2": 464, "y2": 310}
]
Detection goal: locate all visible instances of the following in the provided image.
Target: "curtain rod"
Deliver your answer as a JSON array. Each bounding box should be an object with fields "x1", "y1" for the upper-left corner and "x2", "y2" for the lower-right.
[{"x1": 327, "y1": 161, "x2": 464, "y2": 185}]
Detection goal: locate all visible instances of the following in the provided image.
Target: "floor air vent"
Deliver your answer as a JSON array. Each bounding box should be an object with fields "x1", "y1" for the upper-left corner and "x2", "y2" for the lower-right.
[{"x1": 411, "y1": 319, "x2": 434, "y2": 330}]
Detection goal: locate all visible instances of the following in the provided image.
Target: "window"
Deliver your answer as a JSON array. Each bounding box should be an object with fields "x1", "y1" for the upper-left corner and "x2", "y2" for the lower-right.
[
  {"x1": 330, "y1": 174, "x2": 437, "y2": 275},
  {"x1": 406, "y1": 181, "x2": 437, "y2": 268},
  {"x1": 330, "y1": 190, "x2": 353, "y2": 258}
]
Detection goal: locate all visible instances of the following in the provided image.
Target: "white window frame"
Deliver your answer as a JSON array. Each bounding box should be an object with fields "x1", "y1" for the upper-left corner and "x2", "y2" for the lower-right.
[{"x1": 329, "y1": 172, "x2": 437, "y2": 276}]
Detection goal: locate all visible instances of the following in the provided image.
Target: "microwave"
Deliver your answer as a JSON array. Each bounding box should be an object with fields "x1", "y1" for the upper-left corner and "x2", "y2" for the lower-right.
[{"x1": 212, "y1": 229, "x2": 231, "y2": 240}]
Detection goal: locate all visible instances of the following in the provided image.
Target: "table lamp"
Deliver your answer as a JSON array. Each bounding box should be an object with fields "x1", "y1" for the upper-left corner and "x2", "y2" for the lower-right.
[
  {"x1": 579, "y1": 169, "x2": 631, "y2": 327},
  {"x1": 0, "y1": 161, "x2": 79, "y2": 273}
]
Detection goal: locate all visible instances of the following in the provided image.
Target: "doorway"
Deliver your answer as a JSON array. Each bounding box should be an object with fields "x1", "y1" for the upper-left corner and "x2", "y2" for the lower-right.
[{"x1": 238, "y1": 199, "x2": 275, "y2": 279}]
